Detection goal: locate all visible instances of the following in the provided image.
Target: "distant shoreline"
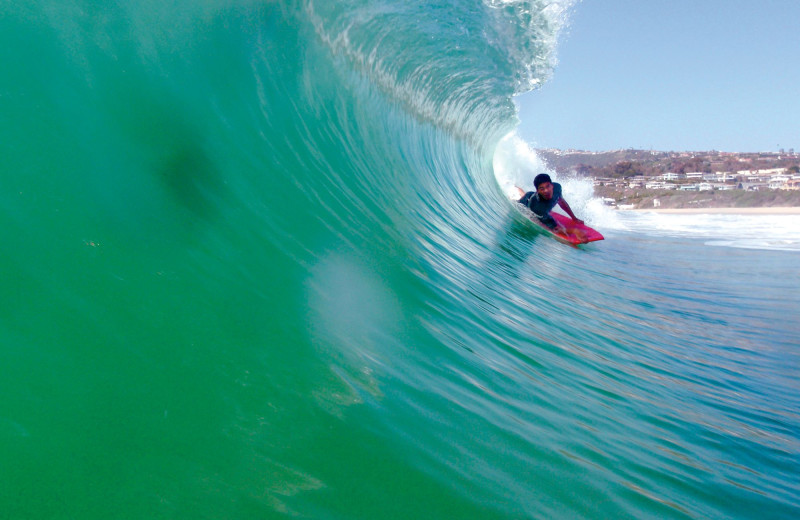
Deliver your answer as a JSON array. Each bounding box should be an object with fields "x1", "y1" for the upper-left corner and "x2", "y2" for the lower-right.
[{"x1": 624, "y1": 207, "x2": 800, "y2": 215}]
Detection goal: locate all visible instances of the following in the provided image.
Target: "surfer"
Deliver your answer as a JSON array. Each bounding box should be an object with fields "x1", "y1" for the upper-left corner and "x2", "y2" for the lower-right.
[{"x1": 514, "y1": 173, "x2": 585, "y2": 238}]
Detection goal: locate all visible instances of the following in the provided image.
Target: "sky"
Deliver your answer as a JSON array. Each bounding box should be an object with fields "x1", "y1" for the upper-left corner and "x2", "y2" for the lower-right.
[{"x1": 515, "y1": 0, "x2": 800, "y2": 152}]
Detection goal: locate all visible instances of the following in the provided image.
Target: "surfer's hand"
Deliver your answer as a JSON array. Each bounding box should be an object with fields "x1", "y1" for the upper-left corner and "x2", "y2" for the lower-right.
[
  {"x1": 572, "y1": 218, "x2": 584, "y2": 225},
  {"x1": 565, "y1": 226, "x2": 587, "y2": 242}
]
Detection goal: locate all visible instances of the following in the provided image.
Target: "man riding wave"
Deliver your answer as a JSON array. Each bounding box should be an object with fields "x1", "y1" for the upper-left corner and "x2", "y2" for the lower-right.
[{"x1": 514, "y1": 173, "x2": 585, "y2": 239}]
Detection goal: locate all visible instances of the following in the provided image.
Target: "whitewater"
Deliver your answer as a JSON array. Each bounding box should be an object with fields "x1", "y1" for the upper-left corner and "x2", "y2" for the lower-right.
[{"x1": 1, "y1": 0, "x2": 798, "y2": 518}]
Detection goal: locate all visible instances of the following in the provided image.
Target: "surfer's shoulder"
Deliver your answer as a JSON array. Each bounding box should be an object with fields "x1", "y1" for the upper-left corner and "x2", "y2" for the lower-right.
[{"x1": 518, "y1": 191, "x2": 534, "y2": 205}]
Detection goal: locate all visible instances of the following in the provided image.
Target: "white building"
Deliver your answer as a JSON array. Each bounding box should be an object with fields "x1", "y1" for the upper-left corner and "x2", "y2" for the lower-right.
[
  {"x1": 769, "y1": 175, "x2": 790, "y2": 189},
  {"x1": 741, "y1": 183, "x2": 768, "y2": 191}
]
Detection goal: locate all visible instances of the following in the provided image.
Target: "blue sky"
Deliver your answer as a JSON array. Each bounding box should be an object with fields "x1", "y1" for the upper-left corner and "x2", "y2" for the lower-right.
[{"x1": 516, "y1": 0, "x2": 800, "y2": 152}]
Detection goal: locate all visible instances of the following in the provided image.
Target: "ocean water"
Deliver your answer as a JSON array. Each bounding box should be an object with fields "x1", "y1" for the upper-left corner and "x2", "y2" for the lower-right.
[{"x1": 2, "y1": 1, "x2": 799, "y2": 519}]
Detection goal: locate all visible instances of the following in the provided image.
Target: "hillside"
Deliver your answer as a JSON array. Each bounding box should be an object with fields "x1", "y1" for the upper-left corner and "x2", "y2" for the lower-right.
[
  {"x1": 537, "y1": 149, "x2": 799, "y2": 177},
  {"x1": 535, "y1": 148, "x2": 800, "y2": 208},
  {"x1": 593, "y1": 185, "x2": 800, "y2": 210}
]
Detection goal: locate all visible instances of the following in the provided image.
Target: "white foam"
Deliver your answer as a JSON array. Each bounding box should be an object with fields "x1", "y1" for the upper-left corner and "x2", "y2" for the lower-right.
[
  {"x1": 492, "y1": 132, "x2": 620, "y2": 227},
  {"x1": 492, "y1": 132, "x2": 549, "y2": 197},
  {"x1": 612, "y1": 211, "x2": 800, "y2": 251}
]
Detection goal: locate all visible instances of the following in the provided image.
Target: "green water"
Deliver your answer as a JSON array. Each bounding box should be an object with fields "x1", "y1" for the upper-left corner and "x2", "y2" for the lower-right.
[{"x1": 2, "y1": 1, "x2": 798, "y2": 518}]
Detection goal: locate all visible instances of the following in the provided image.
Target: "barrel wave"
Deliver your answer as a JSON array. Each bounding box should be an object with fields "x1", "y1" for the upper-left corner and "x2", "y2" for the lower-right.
[{"x1": 2, "y1": 1, "x2": 799, "y2": 519}]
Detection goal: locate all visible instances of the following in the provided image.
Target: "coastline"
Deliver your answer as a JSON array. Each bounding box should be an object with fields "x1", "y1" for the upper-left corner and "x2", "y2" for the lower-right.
[{"x1": 624, "y1": 207, "x2": 800, "y2": 215}]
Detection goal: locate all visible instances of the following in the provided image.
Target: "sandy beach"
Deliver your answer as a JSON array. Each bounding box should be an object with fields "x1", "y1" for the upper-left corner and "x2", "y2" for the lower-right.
[{"x1": 626, "y1": 207, "x2": 800, "y2": 215}]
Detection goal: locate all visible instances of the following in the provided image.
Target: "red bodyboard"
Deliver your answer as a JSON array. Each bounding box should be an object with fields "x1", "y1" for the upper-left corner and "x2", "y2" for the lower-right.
[{"x1": 533, "y1": 212, "x2": 604, "y2": 246}]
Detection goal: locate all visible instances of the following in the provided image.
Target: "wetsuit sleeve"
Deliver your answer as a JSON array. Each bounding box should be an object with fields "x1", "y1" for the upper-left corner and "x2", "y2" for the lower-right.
[
  {"x1": 538, "y1": 214, "x2": 558, "y2": 230},
  {"x1": 518, "y1": 192, "x2": 557, "y2": 230}
]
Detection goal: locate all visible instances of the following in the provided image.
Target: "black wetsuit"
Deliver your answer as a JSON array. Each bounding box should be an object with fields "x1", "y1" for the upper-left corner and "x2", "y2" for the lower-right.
[{"x1": 518, "y1": 182, "x2": 562, "y2": 229}]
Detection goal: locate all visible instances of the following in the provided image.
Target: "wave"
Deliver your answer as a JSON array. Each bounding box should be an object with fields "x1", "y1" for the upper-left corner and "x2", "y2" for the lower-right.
[
  {"x1": 4, "y1": 1, "x2": 799, "y2": 519},
  {"x1": 610, "y1": 212, "x2": 800, "y2": 251}
]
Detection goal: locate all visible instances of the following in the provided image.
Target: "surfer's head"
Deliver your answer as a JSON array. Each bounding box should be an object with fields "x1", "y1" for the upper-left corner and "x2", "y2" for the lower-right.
[
  {"x1": 533, "y1": 173, "x2": 552, "y2": 189},
  {"x1": 534, "y1": 173, "x2": 554, "y2": 200}
]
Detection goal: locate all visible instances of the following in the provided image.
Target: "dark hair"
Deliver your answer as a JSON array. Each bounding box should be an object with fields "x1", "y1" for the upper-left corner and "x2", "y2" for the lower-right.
[{"x1": 533, "y1": 173, "x2": 552, "y2": 189}]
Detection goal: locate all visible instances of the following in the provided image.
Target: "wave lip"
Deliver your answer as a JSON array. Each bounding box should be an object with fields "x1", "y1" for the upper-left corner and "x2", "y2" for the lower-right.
[{"x1": 305, "y1": 0, "x2": 574, "y2": 144}]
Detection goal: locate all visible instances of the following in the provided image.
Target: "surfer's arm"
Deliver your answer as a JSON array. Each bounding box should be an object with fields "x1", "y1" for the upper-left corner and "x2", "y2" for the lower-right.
[
  {"x1": 557, "y1": 198, "x2": 583, "y2": 224},
  {"x1": 513, "y1": 186, "x2": 526, "y2": 199}
]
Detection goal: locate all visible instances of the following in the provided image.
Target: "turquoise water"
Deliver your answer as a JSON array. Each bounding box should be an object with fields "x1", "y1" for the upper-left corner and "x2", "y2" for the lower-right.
[{"x1": 2, "y1": 1, "x2": 799, "y2": 518}]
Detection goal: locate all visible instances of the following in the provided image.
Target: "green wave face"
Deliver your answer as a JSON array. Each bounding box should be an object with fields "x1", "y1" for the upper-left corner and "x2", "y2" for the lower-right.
[{"x1": 2, "y1": 2, "x2": 799, "y2": 519}]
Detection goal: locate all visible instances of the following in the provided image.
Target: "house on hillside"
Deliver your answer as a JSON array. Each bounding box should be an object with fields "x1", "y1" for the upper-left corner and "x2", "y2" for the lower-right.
[
  {"x1": 739, "y1": 182, "x2": 768, "y2": 191},
  {"x1": 769, "y1": 175, "x2": 790, "y2": 189},
  {"x1": 627, "y1": 176, "x2": 645, "y2": 188},
  {"x1": 592, "y1": 177, "x2": 615, "y2": 186}
]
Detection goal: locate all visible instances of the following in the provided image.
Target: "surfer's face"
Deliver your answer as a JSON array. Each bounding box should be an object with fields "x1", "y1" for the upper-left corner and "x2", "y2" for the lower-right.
[{"x1": 536, "y1": 181, "x2": 554, "y2": 200}]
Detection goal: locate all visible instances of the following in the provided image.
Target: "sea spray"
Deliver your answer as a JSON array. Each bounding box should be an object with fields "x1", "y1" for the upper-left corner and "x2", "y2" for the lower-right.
[
  {"x1": 492, "y1": 132, "x2": 615, "y2": 227},
  {"x1": 2, "y1": 1, "x2": 798, "y2": 518}
]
